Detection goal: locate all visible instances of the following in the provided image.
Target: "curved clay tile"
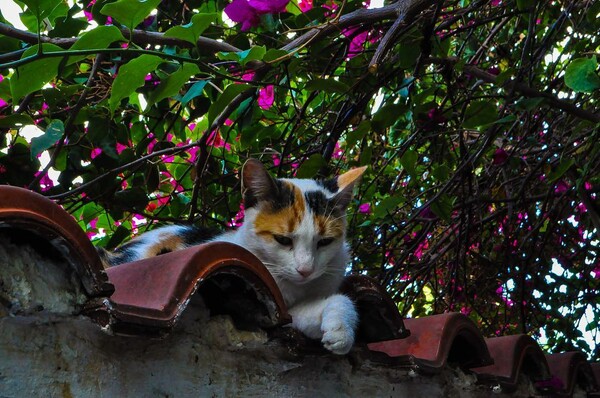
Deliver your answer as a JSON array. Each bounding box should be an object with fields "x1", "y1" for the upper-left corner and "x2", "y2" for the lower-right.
[
  {"x1": 99, "y1": 243, "x2": 290, "y2": 336},
  {"x1": 0, "y1": 186, "x2": 113, "y2": 297},
  {"x1": 340, "y1": 275, "x2": 409, "y2": 343},
  {"x1": 544, "y1": 351, "x2": 599, "y2": 397},
  {"x1": 367, "y1": 312, "x2": 493, "y2": 373},
  {"x1": 471, "y1": 334, "x2": 551, "y2": 392}
]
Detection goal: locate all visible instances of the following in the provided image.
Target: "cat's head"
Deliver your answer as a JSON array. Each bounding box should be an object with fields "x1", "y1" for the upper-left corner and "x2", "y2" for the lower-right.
[{"x1": 239, "y1": 158, "x2": 366, "y2": 284}]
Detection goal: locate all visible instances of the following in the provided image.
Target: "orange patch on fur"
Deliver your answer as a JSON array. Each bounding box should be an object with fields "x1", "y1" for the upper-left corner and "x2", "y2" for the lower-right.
[
  {"x1": 254, "y1": 182, "x2": 306, "y2": 236},
  {"x1": 337, "y1": 166, "x2": 368, "y2": 190},
  {"x1": 144, "y1": 232, "x2": 185, "y2": 257},
  {"x1": 313, "y1": 215, "x2": 345, "y2": 238}
]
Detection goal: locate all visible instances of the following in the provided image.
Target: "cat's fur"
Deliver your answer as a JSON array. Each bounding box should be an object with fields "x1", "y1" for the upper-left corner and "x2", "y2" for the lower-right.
[{"x1": 100, "y1": 159, "x2": 365, "y2": 355}]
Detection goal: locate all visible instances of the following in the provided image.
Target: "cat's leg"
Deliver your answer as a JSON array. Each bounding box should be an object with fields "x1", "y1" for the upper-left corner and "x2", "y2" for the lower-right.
[{"x1": 288, "y1": 294, "x2": 358, "y2": 355}]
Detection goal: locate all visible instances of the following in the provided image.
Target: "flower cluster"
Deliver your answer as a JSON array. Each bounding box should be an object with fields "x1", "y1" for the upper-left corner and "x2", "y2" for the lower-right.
[{"x1": 225, "y1": 0, "x2": 290, "y2": 31}]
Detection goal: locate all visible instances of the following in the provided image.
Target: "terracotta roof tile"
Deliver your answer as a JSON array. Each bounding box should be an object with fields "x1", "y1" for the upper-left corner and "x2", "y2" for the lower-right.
[
  {"x1": 97, "y1": 243, "x2": 290, "y2": 336},
  {"x1": 367, "y1": 312, "x2": 493, "y2": 373},
  {"x1": 544, "y1": 351, "x2": 599, "y2": 397},
  {"x1": 471, "y1": 334, "x2": 551, "y2": 392},
  {"x1": 340, "y1": 275, "x2": 409, "y2": 343},
  {"x1": 0, "y1": 186, "x2": 112, "y2": 297}
]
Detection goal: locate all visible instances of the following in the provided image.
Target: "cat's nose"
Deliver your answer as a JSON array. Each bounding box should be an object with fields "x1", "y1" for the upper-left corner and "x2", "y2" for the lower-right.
[{"x1": 296, "y1": 268, "x2": 313, "y2": 278}]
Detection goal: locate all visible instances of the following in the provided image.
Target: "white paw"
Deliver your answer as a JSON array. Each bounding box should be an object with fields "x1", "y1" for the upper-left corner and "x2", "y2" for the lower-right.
[{"x1": 321, "y1": 321, "x2": 354, "y2": 355}]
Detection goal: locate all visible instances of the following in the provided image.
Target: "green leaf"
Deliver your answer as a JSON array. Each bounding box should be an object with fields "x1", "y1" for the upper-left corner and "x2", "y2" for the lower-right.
[
  {"x1": 109, "y1": 54, "x2": 164, "y2": 113},
  {"x1": 237, "y1": 46, "x2": 266, "y2": 66},
  {"x1": 105, "y1": 224, "x2": 131, "y2": 249},
  {"x1": 30, "y1": 120, "x2": 64, "y2": 159},
  {"x1": 0, "y1": 114, "x2": 35, "y2": 128},
  {"x1": 373, "y1": 196, "x2": 404, "y2": 219},
  {"x1": 305, "y1": 78, "x2": 349, "y2": 94},
  {"x1": 180, "y1": 80, "x2": 208, "y2": 106},
  {"x1": 207, "y1": 83, "x2": 251, "y2": 127},
  {"x1": 218, "y1": 46, "x2": 267, "y2": 66},
  {"x1": 463, "y1": 100, "x2": 498, "y2": 129},
  {"x1": 346, "y1": 120, "x2": 370, "y2": 146},
  {"x1": 430, "y1": 194, "x2": 455, "y2": 221},
  {"x1": 514, "y1": 97, "x2": 546, "y2": 111},
  {"x1": 296, "y1": 154, "x2": 325, "y2": 178},
  {"x1": 100, "y1": 0, "x2": 162, "y2": 30},
  {"x1": 67, "y1": 26, "x2": 125, "y2": 65},
  {"x1": 516, "y1": 0, "x2": 534, "y2": 11},
  {"x1": 263, "y1": 49, "x2": 289, "y2": 63},
  {"x1": 21, "y1": 0, "x2": 62, "y2": 23},
  {"x1": 400, "y1": 149, "x2": 418, "y2": 177},
  {"x1": 564, "y1": 57, "x2": 600, "y2": 93},
  {"x1": 147, "y1": 63, "x2": 200, "y2": 106},
  {"x1": 164, "y1": 13, "x2": 216, "y2": 45},
  {"x1": 10, "y1": 43, "x2": 63, "y2": 101},
  {"x1": 547, "y1": 159, "x2": 575, "y2": 183}
]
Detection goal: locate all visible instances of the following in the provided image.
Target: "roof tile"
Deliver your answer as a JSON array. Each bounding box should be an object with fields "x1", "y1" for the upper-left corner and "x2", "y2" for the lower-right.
[
  {"x1": 544, "y1": 351, "x2": 599, "y2": 397},
  {"x1": 340, "y1": 275, "x2": 409, "y2": 343},
  {"x1": 471, "y1": 334, "x2": 551, "y2": 392},
  {"x1": 99, "y1": 243, "x2": 290, "y2": 336},
  {"x1": 0, "y1": 186, "x2": 112, "y2": 297},
  {"x1": 367, "y1": 312, "x2": 493, "y2": 373}
]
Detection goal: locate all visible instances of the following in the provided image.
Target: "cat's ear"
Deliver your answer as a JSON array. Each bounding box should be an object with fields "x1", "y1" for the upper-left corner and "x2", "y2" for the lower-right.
[
  {"x1": 241, "y1": 158, "x2": 278, "y2": 207},
  {"x1": 332, "y1": 166, "x2": 368, "y2": 209}
]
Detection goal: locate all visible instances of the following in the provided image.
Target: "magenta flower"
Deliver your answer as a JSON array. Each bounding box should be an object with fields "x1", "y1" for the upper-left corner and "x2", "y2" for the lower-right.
[
  {"x1": 272, "y1": 154, "x2": 281, "y2": 167},
  {"x1": 554, "y1": 180, "x2": 569, "y2": 194},
  {"x1": 298, "y1": 0, "x2": 313, "y2": 12},
  {"x1": 207, "y1": 131, "x2": 232, "y2": 151},
  {"x1": 258, "y1": 85, "x2": 274, "y2": 109},
  {"x1": 225, "y1": 0, "x2": 289, "y2": 31},
  {"x1": 116, "y1": 142, "x2": 128, "y2": 154},
  {"x1": 248, "y1": 0, "x2": 288, "y2": 13},
  {"x1": 0, "y1": 98, "x2": 8, "y2": 108},
  {"x1": 493, "y1": 148, "x2": 509, "y2": 165},
  {"x1": 358, "y1": 203, "x2": 371, "y2": 214},
  {"x1": 91, "y1": 148, "x2": 103, "y2": 159}
]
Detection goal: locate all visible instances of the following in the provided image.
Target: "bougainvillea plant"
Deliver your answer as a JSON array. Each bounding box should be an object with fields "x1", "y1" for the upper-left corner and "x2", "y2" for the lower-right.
[{"x1": 0, "y1": 0, "x2": 598, "y2": 359}]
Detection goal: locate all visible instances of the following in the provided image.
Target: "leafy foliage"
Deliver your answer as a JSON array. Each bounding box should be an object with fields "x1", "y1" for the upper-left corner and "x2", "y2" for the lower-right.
[{"x1": 0, "y1": 0, "x2": 598, "y2": 359}]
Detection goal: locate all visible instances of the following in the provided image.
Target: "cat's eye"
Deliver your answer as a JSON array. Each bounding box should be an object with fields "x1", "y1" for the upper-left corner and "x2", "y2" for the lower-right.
[
  {"x1": 317, "y1": 237, "x2": 334, "y2": 248},
  {"x1": 273, "y1": 234, "x2": 293, "y2": 247}
]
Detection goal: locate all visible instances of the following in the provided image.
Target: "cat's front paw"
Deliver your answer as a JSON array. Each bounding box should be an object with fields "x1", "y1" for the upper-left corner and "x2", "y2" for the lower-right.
[{"x1": 321, "y1": 321, "x2": 355, "y2": 355}]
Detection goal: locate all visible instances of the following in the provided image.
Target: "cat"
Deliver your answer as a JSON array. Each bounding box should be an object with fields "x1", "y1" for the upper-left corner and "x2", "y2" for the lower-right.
[{"x1": 99, "y1": 158, "x2": 366, "y2": 355}]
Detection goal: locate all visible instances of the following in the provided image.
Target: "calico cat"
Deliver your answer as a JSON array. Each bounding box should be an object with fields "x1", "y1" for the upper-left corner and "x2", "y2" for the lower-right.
[{"x1": 100, "y1": 159, "x2": 366, "y2": 355}]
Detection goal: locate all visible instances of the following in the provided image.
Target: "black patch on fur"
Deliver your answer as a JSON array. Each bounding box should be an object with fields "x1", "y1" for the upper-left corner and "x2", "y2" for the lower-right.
[
  {"x1": 179, "y1": 225, "x2": 219, "y2": 245},
  {"x1": 304, "y1": 190, "x2": 344, "y2": 218},
  {"x1": 316, "y1": 178, "x2": 339, "y2": 194},
  {"x1": 246, "y1": 179, "x2": 296, "y2": 211}
]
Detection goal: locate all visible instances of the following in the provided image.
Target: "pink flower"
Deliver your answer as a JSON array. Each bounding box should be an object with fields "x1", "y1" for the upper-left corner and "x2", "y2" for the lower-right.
[
  {"x1": 34, "y1": 171, "x2": 54, "y2": 192},
  {"x1": 225, "y1": 0, "x2": 289, "y2": 31},
  {"x1": 84, "y1": 10, "x2": 93, "y2": 21},
  {"x1": 332, "y1": 142, "x2": 344, "y2": 159},
  {"x1": 207, "y1": 131, "x2": 232, "y2": 151},
  {"x1": 227, "y1": 203, "x2": 245, "y2": 228},
  {"x1": 91, "y1": 148, "x2": 103, "y2": 159},
  {"x1": 298, "y1": 0, "x2": 313, "y2": 12},
  {"x1": 258, "y1": 85, "x2": 274, "y2": 109},
  {"x1": 272, "y1": 154, "x2": 281, "y2": 167},
  {"x1": 490, "y1": 0, "x2": 501, "y2": 5},
  {"x1": 0, "y1": 164, "x2": 6, "y2": 174},
  {"x1": 0, "y1": 98, "x2": 8, "y2": 108},
  {"x1": 554, "y1": 180, "x2": 569, "y2": 194},
  {"x1": 358, "y1": 203, "x2": 371, "y2": 214},
  {"x1": 493, "y1": 148, "x2": 508, "y2": 165},
  {"x1": 248, "y1": 0, "x2": 288, "y2": 13},
  {"x1": 116, "y1": 142, "x2": 128, "y2": 154}
]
